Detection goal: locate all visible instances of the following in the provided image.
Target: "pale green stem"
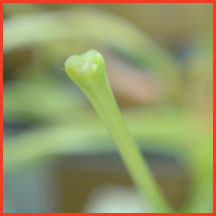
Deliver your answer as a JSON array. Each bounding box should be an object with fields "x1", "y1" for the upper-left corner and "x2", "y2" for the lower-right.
[{"x1": 64, "y1": 49, "x2": 172, "y2": 213}]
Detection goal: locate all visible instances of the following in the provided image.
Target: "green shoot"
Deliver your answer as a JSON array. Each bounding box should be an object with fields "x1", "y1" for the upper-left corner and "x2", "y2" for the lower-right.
[{"x1": 64, "y1": 49, "x2": 172, "y2": 213}]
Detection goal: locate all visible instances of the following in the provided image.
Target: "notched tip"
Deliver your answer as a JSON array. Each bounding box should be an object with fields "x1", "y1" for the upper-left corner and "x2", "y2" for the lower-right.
[{"x1": 64, "y1": 49, "x2": 104, "y2": 79}]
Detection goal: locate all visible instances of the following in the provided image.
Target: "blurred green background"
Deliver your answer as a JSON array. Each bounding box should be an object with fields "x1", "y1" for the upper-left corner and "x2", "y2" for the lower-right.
[{"x1": 3, "y1": 3, "x2": 213, "y2": 213}]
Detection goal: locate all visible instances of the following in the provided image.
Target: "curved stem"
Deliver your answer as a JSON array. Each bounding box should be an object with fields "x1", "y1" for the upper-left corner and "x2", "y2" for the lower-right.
[{"x1": 64, "y1": 49, "x2": 172, "y2": 212}]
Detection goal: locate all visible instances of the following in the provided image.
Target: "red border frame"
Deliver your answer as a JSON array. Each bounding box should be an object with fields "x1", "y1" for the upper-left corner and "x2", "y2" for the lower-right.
[
  {"x1": 1, "y1": 1, "x2": 214, "y2": 215},
  {"x1": 1, "y1": 0, "x2": 215, "y2": 3}
]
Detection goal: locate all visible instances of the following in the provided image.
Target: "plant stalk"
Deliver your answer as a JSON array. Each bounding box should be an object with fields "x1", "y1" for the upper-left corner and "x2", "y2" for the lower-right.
[{"x1": 65, "y1": 49, "x2": 172, "y2": 212}]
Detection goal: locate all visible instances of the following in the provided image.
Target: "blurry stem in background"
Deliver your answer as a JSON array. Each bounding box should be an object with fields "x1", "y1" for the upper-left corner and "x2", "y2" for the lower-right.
[
  {"x1": 180, "y1": 121, "x2": 213, "y2": 213},
  {"x1": 3, "y1": 9, "x2": 179, "y2": 94},
  {"x1": 64, "y1": 49, "x2": 172, "y2": 213},
  {"x1": 4, "y1": 112, "x2": 191, "y2": 171}
]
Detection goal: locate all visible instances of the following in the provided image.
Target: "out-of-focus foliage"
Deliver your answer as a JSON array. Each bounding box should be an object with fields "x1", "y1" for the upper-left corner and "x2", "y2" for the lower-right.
[{"x1": 3, "y1": 3, "x2": 212, "y2": 213}]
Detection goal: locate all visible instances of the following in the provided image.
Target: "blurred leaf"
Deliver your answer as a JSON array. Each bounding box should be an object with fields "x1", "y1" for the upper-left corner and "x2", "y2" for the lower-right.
[{"x1": 4, "y1": 8, "x2": 180, "y2": 95}]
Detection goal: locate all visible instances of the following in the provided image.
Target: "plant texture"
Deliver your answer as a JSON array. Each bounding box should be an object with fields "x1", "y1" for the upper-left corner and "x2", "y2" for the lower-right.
[{"x1": 64, "y1": 49, "x2": 172, "y2": 213}]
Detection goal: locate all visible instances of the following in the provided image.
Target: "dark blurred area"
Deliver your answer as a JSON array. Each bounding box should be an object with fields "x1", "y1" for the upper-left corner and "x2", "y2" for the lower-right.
[{"x1": 3, "y1": 3, "x2": 213, "y2": 213}]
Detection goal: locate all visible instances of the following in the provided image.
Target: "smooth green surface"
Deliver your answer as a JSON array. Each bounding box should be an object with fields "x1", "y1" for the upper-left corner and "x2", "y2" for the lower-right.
[{"x1": 64, "y1": 49, "x2": 172, "y2": 212}]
